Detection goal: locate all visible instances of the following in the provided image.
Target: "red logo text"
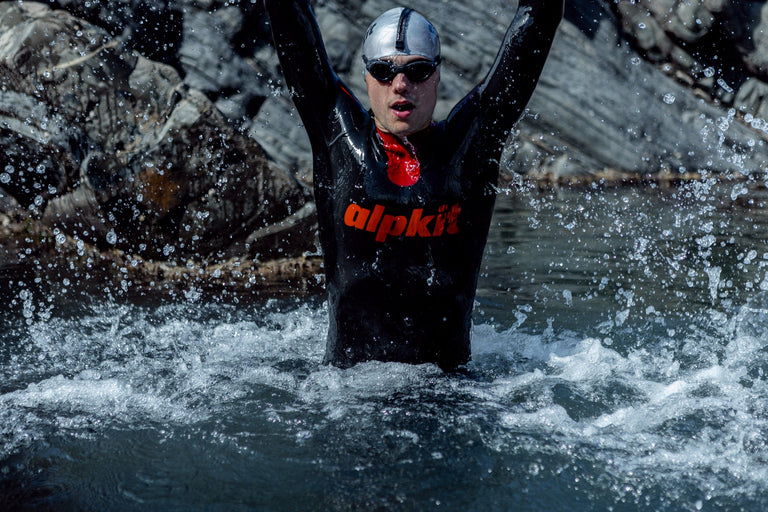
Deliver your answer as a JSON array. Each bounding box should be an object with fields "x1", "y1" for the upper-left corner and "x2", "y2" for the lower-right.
[{"x1": 344, "y1": 202, "x2": 461, "y2": 242}]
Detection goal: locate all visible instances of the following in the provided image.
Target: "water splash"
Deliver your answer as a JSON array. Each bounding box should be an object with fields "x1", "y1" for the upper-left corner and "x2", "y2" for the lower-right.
[{"x1": 5, "y1": 187, "x2": 768, "y2": 510}]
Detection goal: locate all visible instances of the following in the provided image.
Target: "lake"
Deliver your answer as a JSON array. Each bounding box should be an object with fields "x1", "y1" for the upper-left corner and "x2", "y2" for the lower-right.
[{"x1": 3, "y1": 179, "x2": 768, "y2": 511}]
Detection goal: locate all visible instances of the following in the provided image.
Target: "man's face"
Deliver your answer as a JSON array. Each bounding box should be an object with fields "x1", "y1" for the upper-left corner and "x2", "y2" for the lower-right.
[{"x1": 366, "y1": 54, "x2": 439, "y2": 139}]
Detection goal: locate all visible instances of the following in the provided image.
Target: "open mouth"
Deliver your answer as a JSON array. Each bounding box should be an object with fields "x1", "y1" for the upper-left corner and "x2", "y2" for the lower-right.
[{"x1": 391, "y1": 102, "x2": 414, "y2": 112}]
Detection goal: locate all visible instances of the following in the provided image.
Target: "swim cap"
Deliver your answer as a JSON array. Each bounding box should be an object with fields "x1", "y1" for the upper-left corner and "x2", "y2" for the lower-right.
[{"x1": 362, "y1": 7, "x2": 440, "y2": 62}]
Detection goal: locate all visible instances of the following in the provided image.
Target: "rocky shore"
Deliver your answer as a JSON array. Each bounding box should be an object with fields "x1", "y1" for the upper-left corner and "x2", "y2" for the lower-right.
[
  {"x1": 0, "y1": 209, "x2": 323, "y2": 302},
  {"x1": 2, "y1": 0, "x2": 768, "y2": 297}
]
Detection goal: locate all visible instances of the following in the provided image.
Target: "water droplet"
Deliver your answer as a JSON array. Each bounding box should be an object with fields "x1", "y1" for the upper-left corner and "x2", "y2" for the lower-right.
[
  {"x1": 717, "y1": 78, "x2": 733, "y2": 94},
  {"x1": 696, "y1": 235, "x2": 716, "y2": 248}
]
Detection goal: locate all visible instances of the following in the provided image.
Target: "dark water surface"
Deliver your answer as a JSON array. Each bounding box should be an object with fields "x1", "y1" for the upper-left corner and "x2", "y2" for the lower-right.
[{"x1": 4, "y1": 181, "x2": 768, "y2": 511}]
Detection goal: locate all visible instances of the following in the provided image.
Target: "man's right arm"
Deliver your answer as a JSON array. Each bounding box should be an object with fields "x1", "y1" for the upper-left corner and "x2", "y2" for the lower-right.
[{"x1": 264, "y1": 0, "x2": 340, "y2": 142}]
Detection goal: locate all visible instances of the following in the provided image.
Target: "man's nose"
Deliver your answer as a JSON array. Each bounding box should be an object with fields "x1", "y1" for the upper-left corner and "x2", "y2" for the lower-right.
[{"x1": 392, "y1": 72, "x2": 410, "y2": 91}]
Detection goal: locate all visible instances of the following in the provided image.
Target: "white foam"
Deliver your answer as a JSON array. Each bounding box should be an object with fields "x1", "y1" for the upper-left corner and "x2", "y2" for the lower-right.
[
  {"x1": 463, "y1": 315, "x2": 768, "y2": 495},
  {"x1": 2, "y1": 373, "x2": 197, "y2": 424}
]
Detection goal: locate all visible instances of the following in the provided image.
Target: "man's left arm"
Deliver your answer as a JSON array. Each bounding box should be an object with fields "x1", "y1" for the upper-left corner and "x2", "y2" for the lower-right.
[{"x1": 476, "y1": 0, "x2": 564, "y2": 142}]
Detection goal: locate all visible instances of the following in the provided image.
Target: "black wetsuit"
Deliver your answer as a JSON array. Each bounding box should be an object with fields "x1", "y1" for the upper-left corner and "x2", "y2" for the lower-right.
[{"x1": 265, "y1": 0, "x2": 562, "y2": 370}]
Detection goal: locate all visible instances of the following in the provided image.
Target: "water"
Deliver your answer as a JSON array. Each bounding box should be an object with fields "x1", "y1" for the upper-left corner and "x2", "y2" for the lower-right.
[{"x1": 4, "y1": 180, "x2": 768, "y2": 511}]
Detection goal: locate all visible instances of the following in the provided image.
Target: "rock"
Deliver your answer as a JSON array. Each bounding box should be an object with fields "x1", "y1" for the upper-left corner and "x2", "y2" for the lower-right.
[
  {"x1": 611, "y1": 0, "x2": 768, "y2": 114},
  {"x1": 736, "y1": 78, "x2": 768, "y2": 121},
  {"x1": 179, "y1": 5, "x2": 271, "y2": 123},
  {"x1": 0, "y1": 210, "x2": 323, "y2": 301},
  {"x1": 512, "y1": 0, "x2": 768, "y2": 179},
  {"x1": 43, "y1": 0, "x2": 184, "y2": 67},
  {"x1": 0, "y1": 1, "x2": 314, "y2": 263}
]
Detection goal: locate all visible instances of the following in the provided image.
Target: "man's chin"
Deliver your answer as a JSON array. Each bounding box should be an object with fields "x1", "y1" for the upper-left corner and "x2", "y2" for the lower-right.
[
  {"x1": 375, "y1": 115, "x2": 429, "y2": 138},
  {"x1": 388, "y1": 120, "x2": 427, "y2": 138}
]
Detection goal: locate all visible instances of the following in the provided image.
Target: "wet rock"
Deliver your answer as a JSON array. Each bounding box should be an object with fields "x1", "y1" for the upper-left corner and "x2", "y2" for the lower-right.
[
  {"x1": 44, "y1": 0, "x2": 184, "y2": 67},
  {"x1": 512, "y1": 0, "x2": 768, "y2": 180},
  {"x1": 179, "y1": 4, "x2": 272, "y2": 123},
  {"x1": 736, "y1": 78, "x2": 768, "y2": 122},
  {"x1": 0, "y1": 2, "x2": 314, "y2": 263},
  {"x1": 0, "y1": 210, "x2": 323, "y2": 301},
  {"x1": 611, "y1": 0, "x2": 768, "y2": 123}
]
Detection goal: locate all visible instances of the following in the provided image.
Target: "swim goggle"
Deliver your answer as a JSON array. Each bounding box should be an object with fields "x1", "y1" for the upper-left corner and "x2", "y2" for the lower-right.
[{"x1": 364, "y1": 57, "x2": 441, "y2": 83}]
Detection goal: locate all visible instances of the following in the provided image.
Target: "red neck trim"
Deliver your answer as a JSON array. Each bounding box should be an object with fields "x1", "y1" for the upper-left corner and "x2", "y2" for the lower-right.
[{"x1": 376, "y1": 128, "x2": 421, "y2": 187}]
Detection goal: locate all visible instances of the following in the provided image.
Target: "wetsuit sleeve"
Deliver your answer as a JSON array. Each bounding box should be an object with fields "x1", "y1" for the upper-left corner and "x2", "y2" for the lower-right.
[
  {"x1": 263, "y1": 0, "x2": 340, "y2": 147},
  {"x1": 450, "y1": 0, "x2": 563, "y2": 147}
]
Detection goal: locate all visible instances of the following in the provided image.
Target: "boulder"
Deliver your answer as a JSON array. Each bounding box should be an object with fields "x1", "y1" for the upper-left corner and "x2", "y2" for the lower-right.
[{"x1": 0, "y1": 1, "x2": 314, "y2": 264}]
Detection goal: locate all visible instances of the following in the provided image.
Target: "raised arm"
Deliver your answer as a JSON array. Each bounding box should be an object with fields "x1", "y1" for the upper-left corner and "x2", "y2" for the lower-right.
[
  {"x1": 451, "y1": 0, "x2": 563, "y2": 145},
  {"x1": 264, "y1": 0, "x2": 341, "y2": 143}
]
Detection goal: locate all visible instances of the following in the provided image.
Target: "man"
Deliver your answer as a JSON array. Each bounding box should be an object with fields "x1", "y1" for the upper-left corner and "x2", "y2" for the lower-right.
[{"x1": 265, "y1": 1, "x2": 562, "y2": 370}]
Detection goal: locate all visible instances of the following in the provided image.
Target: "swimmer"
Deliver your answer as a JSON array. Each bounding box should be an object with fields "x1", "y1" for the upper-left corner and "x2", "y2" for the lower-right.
[{"x1": 264, "y1": 1, "x2": 563, "y2": 370}]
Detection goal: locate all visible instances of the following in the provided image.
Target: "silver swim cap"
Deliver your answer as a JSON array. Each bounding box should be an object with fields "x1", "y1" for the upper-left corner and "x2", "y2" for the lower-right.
[{"x1": 362, "y1": 7, "x2": 440, "y2": 62}]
